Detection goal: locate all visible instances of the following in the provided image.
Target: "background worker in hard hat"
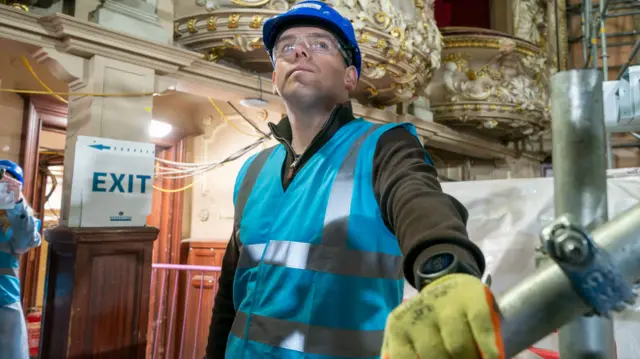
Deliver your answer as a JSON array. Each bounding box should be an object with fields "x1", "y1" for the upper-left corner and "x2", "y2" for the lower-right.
[
  {"x1": 205, "y1": 1, "x2": 504, "y2": 358},
  {"x1": 0, "y1": 160, "x2": 41, "y2": 359}
]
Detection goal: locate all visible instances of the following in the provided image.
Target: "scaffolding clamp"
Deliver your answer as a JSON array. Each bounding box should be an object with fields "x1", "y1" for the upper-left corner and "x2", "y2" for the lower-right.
[
  {"x1": 539, "y1": 215, "x2": 636, "y2": 315},
  {"x1": 604, "y1": 65, "x2": 640, "y2": 132}
]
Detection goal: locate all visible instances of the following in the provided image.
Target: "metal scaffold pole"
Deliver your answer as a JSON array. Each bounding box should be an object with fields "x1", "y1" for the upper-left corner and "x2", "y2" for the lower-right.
[
  {"x1": 599, "y1": 0, "x2": 616, "y2": 169},
  {"x1": 552, "y1": 70, "x2": 616, "y2": 359}
]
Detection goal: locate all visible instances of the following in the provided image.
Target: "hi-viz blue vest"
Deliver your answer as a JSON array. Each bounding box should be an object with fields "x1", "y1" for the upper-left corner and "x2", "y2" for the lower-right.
[
  {"x1": 226, "y1": 118, "x2": 429, "y2": 359},
  {"x1": 0, "y1": 228, "x2": 25, "y2": 307}
]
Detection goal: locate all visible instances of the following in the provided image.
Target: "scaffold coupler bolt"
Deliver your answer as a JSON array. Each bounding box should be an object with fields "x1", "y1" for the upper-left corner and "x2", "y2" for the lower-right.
[{"x1": 539, "y1": 215, "x2": 636, "y2": 315}]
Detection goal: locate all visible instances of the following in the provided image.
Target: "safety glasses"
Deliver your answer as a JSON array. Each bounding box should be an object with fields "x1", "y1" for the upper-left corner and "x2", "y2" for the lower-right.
[{"x1": 273, "y1": 33, "x2": 349, "y2": 62}]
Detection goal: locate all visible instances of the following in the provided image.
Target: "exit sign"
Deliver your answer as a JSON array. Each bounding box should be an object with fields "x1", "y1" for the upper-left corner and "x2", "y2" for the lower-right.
[{"x1": 68, "y1": 136, "x2": 156, "y2": 227}]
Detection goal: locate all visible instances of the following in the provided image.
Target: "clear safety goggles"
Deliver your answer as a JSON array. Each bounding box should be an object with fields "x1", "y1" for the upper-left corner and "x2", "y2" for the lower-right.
[{"x1": 273, "y1": 34, "x2": 350, "y2": 64}]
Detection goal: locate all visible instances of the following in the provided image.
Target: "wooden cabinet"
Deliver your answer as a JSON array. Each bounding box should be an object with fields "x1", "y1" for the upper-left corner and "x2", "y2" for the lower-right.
[
  {"x1": 41, "y1": 226, "x2": 158, "y2": 359},
  {"x1": 180, "y1": 240, "x2": 228, "y2": 359}
]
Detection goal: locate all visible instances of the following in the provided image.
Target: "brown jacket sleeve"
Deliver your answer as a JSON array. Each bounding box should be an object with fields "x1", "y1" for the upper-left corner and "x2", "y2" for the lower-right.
[
  {"x1": 205, "y1": 232, "x2": 239, "y2": 359},
  {"x1": 372, "y1": 127, "x2": 486, "y2": 287}
]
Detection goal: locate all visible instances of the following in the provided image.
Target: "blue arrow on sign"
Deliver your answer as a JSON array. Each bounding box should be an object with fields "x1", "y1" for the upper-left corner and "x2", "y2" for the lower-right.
[{"x1": 89, "y1": 144, "x2": 111, "y2": 151}]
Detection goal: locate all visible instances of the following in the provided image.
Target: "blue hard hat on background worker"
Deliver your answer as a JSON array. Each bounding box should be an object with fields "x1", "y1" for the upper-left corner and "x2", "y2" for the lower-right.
[
  {"x1": 262, "y1": 0, "x2": 362, "y2": 77},
  {"x1": 0, "y1": 160, "x2": 24, "y2": 184}
]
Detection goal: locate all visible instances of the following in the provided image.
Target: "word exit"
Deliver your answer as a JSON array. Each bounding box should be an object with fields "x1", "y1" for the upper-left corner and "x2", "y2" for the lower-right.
[{"x1": 92, "y1": 172, "x2": 153, "y2": 193}]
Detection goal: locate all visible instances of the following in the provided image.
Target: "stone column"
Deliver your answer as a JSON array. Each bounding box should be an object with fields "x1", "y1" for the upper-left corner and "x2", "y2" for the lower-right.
[
  {"x1": 33, "y1": 51, "x2": 160, "y2": 359},
  {"x1": 89, "y1": 0, "x2": 171, "y2": 44},
  {"x1": 59, "y1": 54, "x2": 156, "y2": 222}
]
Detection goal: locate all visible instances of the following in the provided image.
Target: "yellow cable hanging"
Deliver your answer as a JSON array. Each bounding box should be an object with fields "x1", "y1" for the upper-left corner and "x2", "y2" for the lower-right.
[
  {"x1": 16, "y1": 56, "x2": 230, "y2": 193},
  {"x1": 0, "y1": 88, "x2": 167, "y2": 98},
  {"x1": 152, "y1": 180, "x2": 198, "y2": 193},
  {"x1": 208, "y1": 97, "x2": 263, "y2": 138},
  {"x1": 20, "y1": 56, "x2": 68, "y2": 104},
  {"x1": 0, "y1": 56, "x2": 171, "y2": 99}
]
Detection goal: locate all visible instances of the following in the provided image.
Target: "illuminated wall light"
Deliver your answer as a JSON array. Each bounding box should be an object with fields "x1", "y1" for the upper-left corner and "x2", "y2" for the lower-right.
[
  {"x1": 149, "y1": 119, "x2": 172, "y2": 138},
  {"x1": 240, "y1": 98, "x2": 268, "y2": 109}
]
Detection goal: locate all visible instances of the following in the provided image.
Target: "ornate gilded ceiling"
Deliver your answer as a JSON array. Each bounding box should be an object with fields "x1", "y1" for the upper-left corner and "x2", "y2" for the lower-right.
[
  {"x1": 174, "y1": 0, "x2": 554, "y2": 141},
  {"x1": 174, "y1": 0, "x2": 442, "y2": 107}
]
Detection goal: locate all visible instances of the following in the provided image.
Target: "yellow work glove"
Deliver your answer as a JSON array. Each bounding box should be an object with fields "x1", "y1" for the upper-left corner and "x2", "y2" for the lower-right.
[{"x1": 381, "y1": 273, "x2": 505, "y2": 359}]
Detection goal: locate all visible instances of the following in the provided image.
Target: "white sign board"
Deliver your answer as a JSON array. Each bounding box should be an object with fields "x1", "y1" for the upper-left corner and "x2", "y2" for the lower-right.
[{"x1": 68, "y1": 136, "x2": 155, "y2": 227}]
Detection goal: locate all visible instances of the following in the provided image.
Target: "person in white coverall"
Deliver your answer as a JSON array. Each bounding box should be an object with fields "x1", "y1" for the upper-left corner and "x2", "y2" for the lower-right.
[{"x1": 0, "y1": 160, "x2": 42, "y2": 359}]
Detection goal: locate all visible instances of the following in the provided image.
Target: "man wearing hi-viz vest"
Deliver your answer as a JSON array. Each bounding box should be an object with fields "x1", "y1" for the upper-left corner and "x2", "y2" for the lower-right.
[{"x1": 206, "y1": 2, "x2": 505, "y2": 359}]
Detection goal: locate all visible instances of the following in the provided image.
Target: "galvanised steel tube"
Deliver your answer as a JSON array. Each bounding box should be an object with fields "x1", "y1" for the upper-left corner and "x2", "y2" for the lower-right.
[
  {"x1": 552, "y1": 69, "x2": 615, "y2": 358},
  {"x1": 498, "y1": 202, "x2": 640, "y2": 357},
  {"x1": 497, "y1": 70, "x2": 627, "y2": 358}
]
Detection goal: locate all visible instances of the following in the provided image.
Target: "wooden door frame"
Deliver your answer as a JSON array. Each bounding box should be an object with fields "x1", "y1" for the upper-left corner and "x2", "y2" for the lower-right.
[
  {"x1": 19, "y1": 94, "x2": 190, "y2": 318},
  {"x1": 146, "y1": 139, "x2": 189, "y2": 359},
  {"x1": 18, "y1": 97, "x2": 43, "y2": 310},
  {"x1": 19, "y1": 94, "x2": 68, "y2": 310}
]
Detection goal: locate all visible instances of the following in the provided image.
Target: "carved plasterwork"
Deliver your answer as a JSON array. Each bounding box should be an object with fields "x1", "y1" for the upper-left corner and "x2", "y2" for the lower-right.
[
  {"x1": 174, "y1": 0, "x2": 442, "y2": 106},
  {"x1": 512, "y1": 0, "x2": 567, "y2": 71},
  {"x1": 513, "y1": 0, "x2": 546, "y2": 47},
  {"x1": 428, "y1": 28, "x2": 550, "y2": 141},
  {"x1": 0, "y1": 5, "x2": 545, "y2": 161}
]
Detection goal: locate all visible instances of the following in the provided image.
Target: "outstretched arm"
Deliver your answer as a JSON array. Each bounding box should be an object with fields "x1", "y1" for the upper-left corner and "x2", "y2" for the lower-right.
[
  {"x1": 372, "y1": 127, "x2": 485, "y2": 287},
  {"x1": 6, "y1": 200, "x2": 41, "y2": 254}
]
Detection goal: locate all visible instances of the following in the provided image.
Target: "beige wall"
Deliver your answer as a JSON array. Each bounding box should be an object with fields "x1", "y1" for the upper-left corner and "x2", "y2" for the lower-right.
[
  {"x1": 0, "y1": 92, "x2": 24, "y2": 163},
  {"x1": 39, "y1": 130, "x2": 66, "y2": 151},
  {"x1": 614, "y1": 149, "x2": 640, "y2": 168},
  {"x1": 74, "y1": 0, "x2": 101, "y2": 21},
  {"x1": 188, "y1": 114, "x2": 278, "y2": 242},
  {"x1": 437, "y1": 158, "x2": 541, "y2": 181},
  {"x1": 75, "y1": 0, "x2": 174, "y2": 41},
  {"x1": 468, "y1": 158, "x2": 540, "y2": 180}
]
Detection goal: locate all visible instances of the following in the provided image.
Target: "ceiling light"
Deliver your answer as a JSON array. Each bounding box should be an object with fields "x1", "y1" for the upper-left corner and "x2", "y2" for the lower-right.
[
  {"x1": 240, "y1": 98, "x2": 268, "y2": 109},
  {"x1": 149, "y1": 119, "x2": 172, "y2": 138}
]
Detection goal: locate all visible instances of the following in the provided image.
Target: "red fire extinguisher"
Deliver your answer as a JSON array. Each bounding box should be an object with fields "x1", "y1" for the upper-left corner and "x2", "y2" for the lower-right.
[{"x1": 26, "y1": 307, "x2": 42, "y2": 358}]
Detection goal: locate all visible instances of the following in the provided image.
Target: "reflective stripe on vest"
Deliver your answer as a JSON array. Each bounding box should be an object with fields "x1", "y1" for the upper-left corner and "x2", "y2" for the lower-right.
[
  {"x1": 238, "y1": 240, "x2": 402, "y2": 279},
  {"x1": 233, "y1": 123, "x2": 400, "y2": 357},
  {"x1": 234, "y1": 146, "x2": 277, "y2": 236},
  {"x1": 230, "y1": 310, "x2": 383, "y2": 358},
  {"x1": 0, "y1": 267, "x2": 18, "y2": 277}
]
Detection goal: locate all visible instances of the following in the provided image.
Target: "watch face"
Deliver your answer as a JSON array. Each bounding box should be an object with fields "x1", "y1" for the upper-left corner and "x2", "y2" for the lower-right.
[{"x1": 422, "y1": 252, "x2": 455, "y2": 274}]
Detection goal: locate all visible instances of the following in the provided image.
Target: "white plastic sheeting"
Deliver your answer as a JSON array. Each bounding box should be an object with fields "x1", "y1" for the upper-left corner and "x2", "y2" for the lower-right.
[{"x1": 403, "y1": 168, "x2": 640, "y2": 359}]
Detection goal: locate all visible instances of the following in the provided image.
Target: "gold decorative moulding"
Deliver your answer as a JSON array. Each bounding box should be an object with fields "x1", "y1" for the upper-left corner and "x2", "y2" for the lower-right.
[
  {"x1": 427, "y1": 27, "x2": 551, "y2": 141},
  {"x1": 174, "y1": 0, "x2": 443, "y2": 106}
]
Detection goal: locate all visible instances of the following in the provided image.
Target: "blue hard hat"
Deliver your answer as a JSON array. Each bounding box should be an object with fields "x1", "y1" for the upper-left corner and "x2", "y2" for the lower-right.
[
  {"x1": 0, "y1": 160, "x2": 24, "y2": 184},
  {"x1": 262, "y1": 0, "x2": 362, "y2": 77}
]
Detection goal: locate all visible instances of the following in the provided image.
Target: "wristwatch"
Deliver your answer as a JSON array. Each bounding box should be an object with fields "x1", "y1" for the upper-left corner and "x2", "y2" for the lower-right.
[{"x1": 415, "y1": 252, "x2": 458, "y2": 290}]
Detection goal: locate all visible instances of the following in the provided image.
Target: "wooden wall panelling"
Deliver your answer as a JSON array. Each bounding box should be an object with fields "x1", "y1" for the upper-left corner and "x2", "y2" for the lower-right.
[{"x1": 182, "y1": 240, "x2": 227, "y2": 359}]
